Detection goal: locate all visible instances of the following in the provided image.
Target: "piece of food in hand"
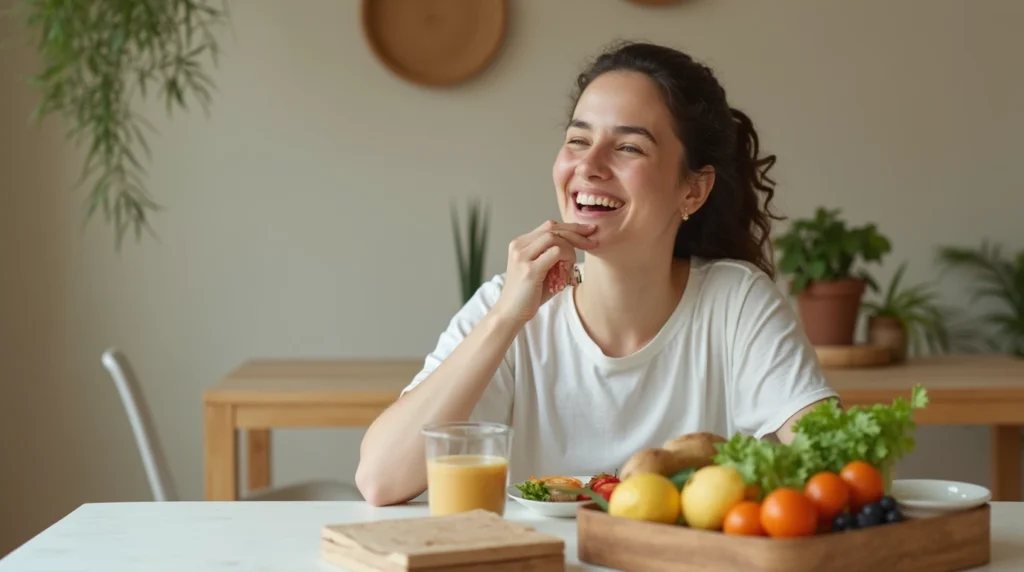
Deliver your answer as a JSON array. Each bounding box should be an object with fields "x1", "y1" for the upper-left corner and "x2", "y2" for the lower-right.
[
  {"x1": 544, "y1": 261, "x2": 572, "y2": 294},
  {"x1": 679, "y1": 465, "x2": 747, "y2": 530},
  {"x1": 662, "y1": 432, "x2": 727, "y2": 467}
]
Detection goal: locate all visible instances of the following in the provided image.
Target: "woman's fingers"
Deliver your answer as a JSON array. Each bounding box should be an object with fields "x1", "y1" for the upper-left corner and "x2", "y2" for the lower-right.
[
  {"x1": 521, "y1": 229, "x2": 596, "y2": 261},
  {"x1": 514, "y1": 221, "x2": 596, "y2": 248},
  {"x1": 533, "y1": 245, "x2": 570, "y2": 279}
]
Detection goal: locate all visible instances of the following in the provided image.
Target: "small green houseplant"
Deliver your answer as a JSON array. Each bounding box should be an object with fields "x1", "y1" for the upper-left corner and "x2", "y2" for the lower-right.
[
  {"x1": 450, "y1": 199, "x2": 489, "y2": 305},
  {"x1": 18, "y1": 0, "x2": 228, "y2": 248},
  {"x1": 862, "y1": 262, "x2": 951, "y2": 362},
  {"x1": 774, "y1": 207, "x2": 892, "y2": 346},
  {"x1": 937, "y1": 241, "x2": 1024, "y2": 357}
]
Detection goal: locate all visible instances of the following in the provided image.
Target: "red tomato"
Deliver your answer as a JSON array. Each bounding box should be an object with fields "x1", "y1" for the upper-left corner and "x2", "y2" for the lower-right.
[
  {"x1": 840, "y1": 461, "x2": 885, "y2": 513},
  {"x1": 579, "y1": 476, "x2": 620, "y2": 501},
  {"x1": 594, "y1": 481, "x2": 619, "y2": 502},
  {"x1": 804, "y1": 471, "x2": 851, "y2": 523}
]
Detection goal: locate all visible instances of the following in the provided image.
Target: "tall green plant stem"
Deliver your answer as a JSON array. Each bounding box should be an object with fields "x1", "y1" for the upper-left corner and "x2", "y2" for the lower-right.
[{"x1": 450, "y1": 200, "x2": 489, "y2": 305}]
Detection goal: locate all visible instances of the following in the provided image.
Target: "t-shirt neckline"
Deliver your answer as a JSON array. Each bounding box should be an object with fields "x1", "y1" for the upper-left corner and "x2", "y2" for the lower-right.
[{"x1": 562, "y1": 258, "x2": 702, "y2": 370}]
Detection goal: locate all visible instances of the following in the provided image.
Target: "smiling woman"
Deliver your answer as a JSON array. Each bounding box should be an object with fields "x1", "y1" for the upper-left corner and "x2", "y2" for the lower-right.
[{"x1": 355, "y1": 41, "x2": 839, "y2": 508}]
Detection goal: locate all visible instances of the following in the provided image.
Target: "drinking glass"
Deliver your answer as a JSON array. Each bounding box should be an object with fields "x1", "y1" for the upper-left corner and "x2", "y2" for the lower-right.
[{"x1": 420, "y1": 421, "x2": 514, "y2": 517}]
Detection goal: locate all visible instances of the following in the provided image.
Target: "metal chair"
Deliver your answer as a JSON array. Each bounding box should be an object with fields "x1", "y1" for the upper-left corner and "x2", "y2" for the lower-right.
[{"x1": 101, "y1": 347, "x2": 362, "y2": 501}]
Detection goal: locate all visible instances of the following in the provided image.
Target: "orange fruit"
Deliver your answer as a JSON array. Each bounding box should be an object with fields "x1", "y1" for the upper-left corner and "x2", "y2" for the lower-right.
[
  {"x1": 804, "y1": 471, "x2": 850, "y2": 522},
  {"x1": 759, "y1": 488, "x2": 818, "y2": 538},
  {"x1": 723, "y1": 501, "x2": 765, "y2": 536},
  {"x1": 839, "y1": 461, "x2": 884, "y2": 512}
]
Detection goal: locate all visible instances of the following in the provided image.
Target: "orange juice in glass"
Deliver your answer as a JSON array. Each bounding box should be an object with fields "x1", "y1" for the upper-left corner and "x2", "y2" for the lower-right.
[{"x1": 421, "y1": 421, "x2": 513, "y2": 517}]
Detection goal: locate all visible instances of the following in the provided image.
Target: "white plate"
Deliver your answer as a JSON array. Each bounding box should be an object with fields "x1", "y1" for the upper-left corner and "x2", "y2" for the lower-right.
[
  {"x1": 890, "y1": 479, "x2": 992, "y2": 519},
  {"x1": 507, "y1": 475, "x2": 596, "y2": 518}
]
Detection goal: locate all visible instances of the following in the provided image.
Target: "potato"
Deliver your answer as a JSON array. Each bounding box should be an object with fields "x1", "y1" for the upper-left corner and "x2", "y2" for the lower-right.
[
  {"x1": 619, "y1": 448, "x2": 692, "y2": 481},
  {"x1": 661, "y1": 432, "x2": 726, "y2": 468}
]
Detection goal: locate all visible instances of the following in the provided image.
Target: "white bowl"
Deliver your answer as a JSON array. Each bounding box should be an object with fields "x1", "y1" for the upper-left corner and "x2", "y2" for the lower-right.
[
  {"x1": 890, "y1": 479, "x2": 992, "y2": 519},
  {"x1": 507, "y1": 475, "x2": 595, "y2": 518}
]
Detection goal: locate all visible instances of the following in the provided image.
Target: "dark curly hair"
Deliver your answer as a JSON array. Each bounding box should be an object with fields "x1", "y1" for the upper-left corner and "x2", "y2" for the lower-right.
[{"x1": 569, "y1": 41, "x2": 784, "y2": 278}]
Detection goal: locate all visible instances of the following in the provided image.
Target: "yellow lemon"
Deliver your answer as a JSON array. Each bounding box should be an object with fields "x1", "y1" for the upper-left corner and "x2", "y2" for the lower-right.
[
  {"x1": 680, "y1": 465, "x2": 747, "y2": 530},
  {"x1": 607, "y1": 473, "x2": 681, "y2": 524}
]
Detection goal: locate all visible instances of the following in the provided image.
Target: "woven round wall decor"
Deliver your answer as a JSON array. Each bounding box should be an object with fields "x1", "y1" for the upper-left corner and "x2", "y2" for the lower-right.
[{"x1": 362, "y1": 0, "x2": 507, "y2": 87}]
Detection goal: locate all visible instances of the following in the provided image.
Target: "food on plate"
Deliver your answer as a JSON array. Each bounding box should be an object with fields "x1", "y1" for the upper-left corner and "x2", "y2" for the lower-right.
[
  {"x1": 583, "y1": 385, "x2": 931, "y2": 539},
  {"x1": 581, "y1": 473, "x2": 620, "y2": 502},
  {"x1": 679, "y1": 465, "x2": 747, "y2": 530},
  {"x1": 759, "y1": 487, "x2": 818, "y2": 538},
  {"x1": 607, "y1": 473, "x2": 681, "y2": 524},
  {"x1": 513, "y1": 479, "x2": 552, "y2": 502},
  {"x1": 514, "y1": 474, "x2": 615, "y2": 503}
]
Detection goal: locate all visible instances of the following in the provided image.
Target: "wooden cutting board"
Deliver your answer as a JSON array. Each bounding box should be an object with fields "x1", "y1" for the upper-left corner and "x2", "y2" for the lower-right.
[{"x1": 320, "y1": 509, "x2": 566, "y2": 571}]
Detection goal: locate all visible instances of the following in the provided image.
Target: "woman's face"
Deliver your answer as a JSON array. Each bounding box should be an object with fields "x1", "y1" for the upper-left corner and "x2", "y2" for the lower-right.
[{"x1": 552, "y1": 71, "x2": 693, "y2": 254}]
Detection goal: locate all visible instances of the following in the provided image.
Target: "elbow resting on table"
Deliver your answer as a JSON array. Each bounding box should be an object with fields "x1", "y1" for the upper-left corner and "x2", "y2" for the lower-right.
[{"x1": 355, "y1": 460, "x2": 422, "y2": 507}]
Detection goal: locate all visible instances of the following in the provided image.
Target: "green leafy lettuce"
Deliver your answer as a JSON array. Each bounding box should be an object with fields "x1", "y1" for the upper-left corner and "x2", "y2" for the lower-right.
[
  {"x1": 513, "y1": 480, "x2": 550, "y2": 501},
  {"x1": 714, "y1": 384, "x2": 929, "y2": 499}
]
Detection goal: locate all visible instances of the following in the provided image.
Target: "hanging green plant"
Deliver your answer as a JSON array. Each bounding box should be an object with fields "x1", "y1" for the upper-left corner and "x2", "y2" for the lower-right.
[{"x1": 18, "y1": 0, "x2": 229, "y2": 248}]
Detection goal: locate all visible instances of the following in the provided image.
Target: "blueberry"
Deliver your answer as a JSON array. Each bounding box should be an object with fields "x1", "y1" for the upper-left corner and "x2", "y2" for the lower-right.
[
  {"x1": 857, "y1": 509, "x2": 882, "y2": 528},
  {"x1": 861, "y1": 502, "x2": 884, "y2": 520},
  {"x1": 832, "y1": 513, "x2": 853, "y2": 531},
  {"x1": 884, "y1": 509, "x2": 904, "y2": 524},
  {"x1": 879, "y1": 496, "x2": 897, "y2": 512}
]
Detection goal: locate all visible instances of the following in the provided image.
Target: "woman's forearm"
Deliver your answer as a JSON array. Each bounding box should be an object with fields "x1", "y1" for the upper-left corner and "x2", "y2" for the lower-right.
[{"x1": 354, "y1": 310, "x2": 522, "y2": 506}]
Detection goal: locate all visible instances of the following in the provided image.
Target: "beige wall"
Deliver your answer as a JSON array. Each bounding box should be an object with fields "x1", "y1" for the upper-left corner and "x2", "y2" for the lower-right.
[{"x1": 2, "y1": 0, "x2": 1022, "y2": 555}]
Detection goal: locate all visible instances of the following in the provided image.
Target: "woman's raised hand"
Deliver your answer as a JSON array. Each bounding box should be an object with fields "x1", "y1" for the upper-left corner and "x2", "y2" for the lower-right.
[{"x1": 492, "y1": 220, "x2": 598, "y2": 326}]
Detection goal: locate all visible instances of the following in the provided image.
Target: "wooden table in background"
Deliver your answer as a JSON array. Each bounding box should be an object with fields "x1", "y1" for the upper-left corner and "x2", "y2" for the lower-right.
[{"x1": 202, "y1": 354, "x2": 1024, "y2": 502}]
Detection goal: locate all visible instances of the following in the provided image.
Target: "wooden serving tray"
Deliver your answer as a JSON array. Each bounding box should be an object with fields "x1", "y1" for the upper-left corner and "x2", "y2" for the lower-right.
[
  {"x1": 577, "y1": 503, "x2": 991, "y2": 572},
  {"x1": 321, "y1": 508, "x2": 565, "y2": 571}
]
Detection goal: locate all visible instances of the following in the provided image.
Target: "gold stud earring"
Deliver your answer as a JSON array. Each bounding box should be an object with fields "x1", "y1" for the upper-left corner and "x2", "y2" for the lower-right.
[{"x1": 682, "y1": 208, "x2": 689, "y2": 222}]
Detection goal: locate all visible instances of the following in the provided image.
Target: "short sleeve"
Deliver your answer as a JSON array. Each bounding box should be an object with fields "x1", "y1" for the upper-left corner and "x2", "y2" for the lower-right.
[
  {"x1": 400, "y1": 274, "x2": 516, "y2": 425},
  {"x1": 728, "y1": 271, "x2": 839, "y2": 439}
]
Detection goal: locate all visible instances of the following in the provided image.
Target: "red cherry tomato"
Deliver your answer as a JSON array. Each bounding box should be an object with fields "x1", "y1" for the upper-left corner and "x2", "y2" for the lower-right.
[{"x1": 594, "y1": 481, "x2": 619, "y2": 502}]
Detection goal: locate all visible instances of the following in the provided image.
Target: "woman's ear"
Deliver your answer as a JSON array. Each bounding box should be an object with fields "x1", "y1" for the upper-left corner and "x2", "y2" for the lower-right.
[{"x1": 679, "y1": 166, "x2": 715, "y2": 218}]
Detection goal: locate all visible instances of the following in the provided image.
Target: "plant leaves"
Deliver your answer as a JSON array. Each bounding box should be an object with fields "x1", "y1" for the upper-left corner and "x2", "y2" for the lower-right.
[{"x1": 20, "y1": 0, "x2": 229, "y2": 249}]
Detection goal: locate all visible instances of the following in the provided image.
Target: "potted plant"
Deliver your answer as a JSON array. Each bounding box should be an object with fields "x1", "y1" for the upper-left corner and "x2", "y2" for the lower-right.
[
  {"x1": 774, "y1": 208, "x2": 892, "y2": 346},
  {"x1": 451, "y1": 199, "x2": 489, "y2": 305},
  {"x1": 18, "y1": 0, "x2": 228, "y2": 249},
  {"x1": 936, "y1": 241, "x2": 1024, "y2": 357},
  {"x1": 861, "y1": 262, "x2": 951, "y2": 362}
]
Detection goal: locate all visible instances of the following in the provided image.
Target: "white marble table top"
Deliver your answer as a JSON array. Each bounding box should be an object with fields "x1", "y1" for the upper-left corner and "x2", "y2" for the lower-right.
[{"x1": 1, "y1": 501, "x2": 1022, "y2": 571}]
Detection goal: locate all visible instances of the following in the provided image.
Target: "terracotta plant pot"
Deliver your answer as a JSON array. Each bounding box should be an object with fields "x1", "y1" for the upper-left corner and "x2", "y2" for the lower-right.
[
  {"x1": 796, "y1": 278, "x2": 866, "y2": 346},
  {"x1": 868, "y1": 315, "x2": 907, "y2": 363}
]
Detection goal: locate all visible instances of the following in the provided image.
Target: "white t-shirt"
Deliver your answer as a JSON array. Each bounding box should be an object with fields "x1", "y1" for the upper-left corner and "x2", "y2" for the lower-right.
[{"x1": 401, "y1": 257, "x2": 838, "y2": 483}]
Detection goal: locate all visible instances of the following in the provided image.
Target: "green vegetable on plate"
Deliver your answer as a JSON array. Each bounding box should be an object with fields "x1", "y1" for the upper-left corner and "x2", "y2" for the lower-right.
[{"x1": 514, "y1": 480, "x2": 550, "y2": 502}]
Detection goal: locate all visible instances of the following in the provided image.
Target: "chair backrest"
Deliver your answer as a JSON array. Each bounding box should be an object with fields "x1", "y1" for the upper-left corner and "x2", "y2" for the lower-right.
[{"x1": 101, "y1": 347, "x2": 180, "y2": 502}]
